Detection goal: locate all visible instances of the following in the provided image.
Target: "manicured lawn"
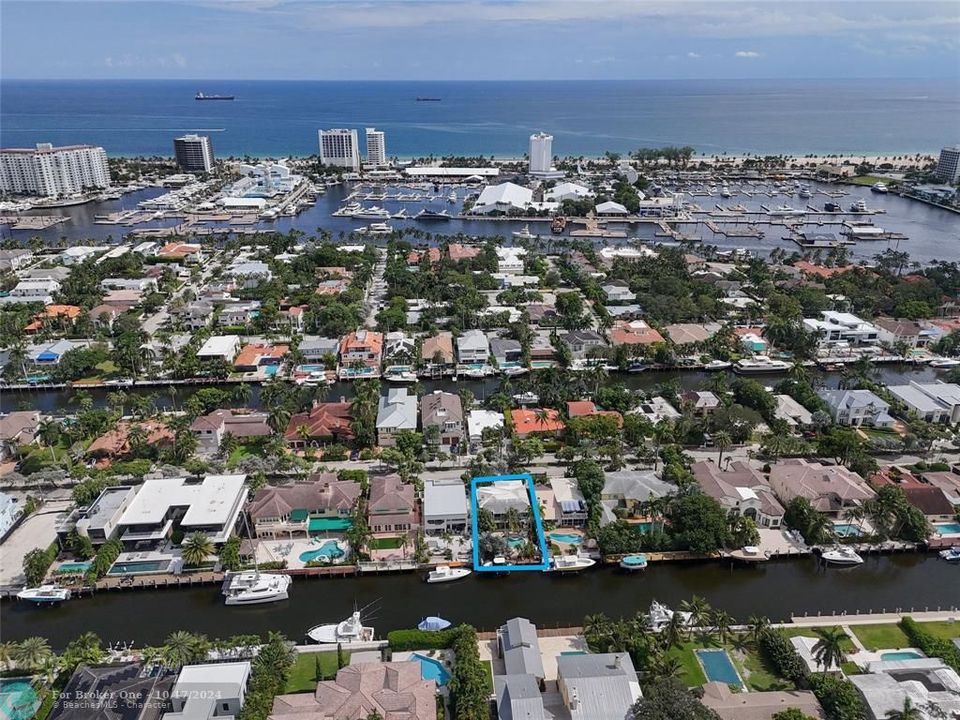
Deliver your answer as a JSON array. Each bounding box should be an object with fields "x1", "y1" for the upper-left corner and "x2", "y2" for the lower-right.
[
  {"x1": 666, "y1": 642, "x2": 708, "y2": 687},
  {"x1": 285, "y1": 652, "x2": 346, "y2": 693},
  {"x1": 778, "y1": 626, "x2": 857, "y2": 653},
  {"x1": 370, "y1": 536, "x2": 405, "y2": 550},
  {"x1": 918, "y1": 620, "x2": 960, "y2": 641},
  {"x1": 227, "y1": 443, "x2": 258, "y2": 467},
  {"x1": 481, "y1": 660, "x2": 494, "y2": 693},
  {"x1": 847, "y1": 175, "x2": 890, "y2": 186},
  {"x1": 850, "y1": 624, "x2": 910, "y2": 651},
  {"x1": 736, "y1": 647, "x2": 794, "y2": 691}
]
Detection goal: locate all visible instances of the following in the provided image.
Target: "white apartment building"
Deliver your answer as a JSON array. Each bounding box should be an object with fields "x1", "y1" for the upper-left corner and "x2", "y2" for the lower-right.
[
  {"x1": 803, "y1": 310, "x2": 879, "y2": 347},
  {"x1": 935, "y1": 145, "x2": 960, "y2": 184},
  {"x1": 528, "y1": 132, "x2": 553, "y2": 174},
  {"x1": 173, "y1": 134, "x2": 215, "y2": 173},
  {"x1": 0, "y1": 143, "x2": 110, "y2": 198},
  {"x1": 365, "y1": 128, "x2": 387, "y2": 167},
  {"x1": 318, "y1": 128, "x2": 360, "y2": 170}
]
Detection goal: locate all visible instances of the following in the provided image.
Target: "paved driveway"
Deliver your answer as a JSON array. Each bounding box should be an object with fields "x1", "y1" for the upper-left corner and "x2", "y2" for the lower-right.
[{"x1": 0, "y1": 500, "x2": 71, "y2": 589}]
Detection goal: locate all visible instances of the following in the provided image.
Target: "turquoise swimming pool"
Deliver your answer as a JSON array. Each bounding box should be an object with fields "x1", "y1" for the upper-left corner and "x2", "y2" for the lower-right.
[
  {"x1": 550, "y1": 532, "x2": 583, "y2": 544},
  {"x1": 54, "y1": 561, "x2": 92, "y2": 574},
  {"x1": 108, "y1": 559, "x2": 171, "y2": 575},
  {"x1": 263, "y1": 365, "x2": 279, "y2": 376},
  {"x1": 880, "y1": 651, "x2": 924, "y2": 661},
  {"x1": 506, "y1": 536, "x2": 526, "y2": 548},
  {"x1": 296, "y1": 364, "x2": 325, "y2": 373},
  {"x1": 695, "y1": 649, "x2": 744, "y2": 689},
  {"x1": 934, "y1": 522, "x2": 960, "y2": 536},
  {"x1": 299, "y1": 540, "x2": 345, "y2": 562},
  {"x1": 0, "y1": 679, "x2": 40, "y2": 720},
  {"x1": 833, "y1": 523, "x2": 863, "y2": 538},
  {"x1": 412, "y1": 654, "x2": 450, "y2": 686}
]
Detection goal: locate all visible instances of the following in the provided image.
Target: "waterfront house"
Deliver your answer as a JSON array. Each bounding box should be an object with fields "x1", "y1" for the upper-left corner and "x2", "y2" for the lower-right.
[
  {"x1": 918, "y1": 471, "x2": 960, "y2": 506},
  {"x1": 566, "y1": 400, "x2": 623, "y2": 426},
  {"x1": 601, "y1": 281, "x2": 636, "y2": 304},
  {"x1": 0, "y1": 492, "x2": 22, "y2": 539},
  {"x1": 421, "y1": 331, "x2": 455, "y2": 372},
  {"x1": 819, "y1": 389, "x2": 895, "y2": 428},
  {"x1": 803, "y1": 311, "x2": 880, "y2": 348},
  {"x1": 490, "y1": 336, "x2": 523, "y2": 368},
  {"x1": 383, "y1": 331, "x2": 415, "y2": 363},
  {"x1": 868, "y1": 467, "x2": 956, "y2": 523},
  {"x1": 233, "y1": 343, "x2": 289, "y2": 373},
  {"x1": 423, "y1": 480, "x2": 468, "y2": 534},
  {"x1": 49, "y1": 663, "x2": 176, "y2": 720},
  {"x1": 283, "y1": 400, "x2": 354, "y2": 446},
  {"x1": 600, "y1": 470, "x2": 674, "y2": 523},
  {"x1": 887, "y1": 381, "x2": 960, "y2": 424},
  {"x1": 768, "y1": 459, "x2": 874, "y2": 516},
  {"x1": 701, "y1": 682, "x2": 825, "y2": 720},
  {"x1": 549, "y1": 477, "x2": 588, "y2": 528},
  {"x1": 197, "y1": 334, "x2": 242, "y2": 364},
  {"x1": 165, "y1": 661, "x2": 251, "y2": 720},
  {"x1": 457, "y1": 329, "x2": 491, "y2": 364},
  {"x1": 420, "y1": 390, "x2": 464, "y2": 448},
  {"x1": 247, "y1": 474, "x2": 361, "y2": 538},
  {"x1": 270, "y1": 661, "x2": 436, "y2": 720},
  {"x1": 0, "y1": 410, "x2": 40, "y2": 459},
  {"x1": 495, "y1": 674, "x2": 546, "y2": 720},
  {"x1": 376, "y1": 388, "x2": 418, "y2": 446},
  {"x1": 116, "y1": 474, "x2": 247, "y2": 546},
  {"x1": 511, "y1": 408, "x2": 565, "y2": 437},
  {"x1": 681, "y1": 390, "x2": 721, "y2": 416},
  {"x1": 529, "y1": 332, "x2": 557, "y2": 365},
  {"x1": 556, "y1": 652, "x2": 642, "y2": 720},
  {"x1": 338, "y1": 329, "x2": 383, "y2": 370},
  {"x1": 561, "y1": 329, "x2": 606, "y2": 359},
  {"x1": 56, "y1": 485, "x2": 137, "y2": 546},
  {"x1": 692, "y1": 460, "x2": 785, "y2": 529},
  {"x1": 608, "y1": 319, "x2": 665, "y2": 347},
  {"x1": 497, "y1": 617, "x2": 545, "y2": 684},
  {"x1": 87, "y1": 420, "x2": 174, "y2": 461},
  {"x1": 298, "y1": 335, "x2": 340, "y2": 363},
  {"x1": 774, "y1": 394, "x2": 815, "y2": 429},
  {"x1": 477, "y1": 481, "x2": 533, "y2": 526},
  {"x1": 27, "y1": 338, "x2": 92, "y2": 366},
  {"x1": 849, "y1": 658, "x2": 960, "y2": 720},
  {"x1": 875, "y1": 317, "x2": 938, "y2": 348},
  {"x1": 665, "y1": 322, "x2": 722, "y2": 346},
  {"x1": 448, "y1": 242, "x2": 481, "y2": 262},
  {"x1": 0, "y1": 248, "x2": 33, "y2": 271},
  {"x1": 190, "y1": 409, "x2": 271, "y2": 455},
  {"x1": 368, "y1": 474, "x2": 418, "y2": 534}
]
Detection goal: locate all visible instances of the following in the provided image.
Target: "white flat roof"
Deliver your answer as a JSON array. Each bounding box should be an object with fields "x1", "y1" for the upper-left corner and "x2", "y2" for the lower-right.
[
  {"x1": 119, "y1": 475, "x2": 247, "y2": 528},
  {"x1": 173, "y1": 661, "x2": 250, "y2": 696},
  {"x1": 424, "y1": 481, "x2": 468, "y2": 516},
  {"x1": 405, "y1": 167, "x2": 500, "y2": 177},
  {"x1": 197, "y1": 335, "x2": 240, "y2": 357}
]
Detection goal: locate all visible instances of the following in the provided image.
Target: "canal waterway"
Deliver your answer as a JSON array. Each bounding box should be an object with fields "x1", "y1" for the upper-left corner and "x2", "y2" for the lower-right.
[{"x1": 2, "y1": 554, "x2": 957, "y2": 650}]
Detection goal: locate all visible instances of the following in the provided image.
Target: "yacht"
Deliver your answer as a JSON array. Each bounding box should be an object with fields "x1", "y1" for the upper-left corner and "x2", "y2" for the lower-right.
[
  {"x1": 384, "y1": 369, "x2": 418, "y2": 383},
  {"x1": 850, "y1": 199, "x2": 868, "y2": 213},
  {"x1": 17, "y1": 585, "x2": 70, "y2": 604},
  {"x1": 426, "y1": 565, "x2": 472, "y2": 583},
  {"x1": 938, "y1": 547, "x2": 960, "y2": 562},
  {"x1": 619, "y1": 554, "x2": 648, "y2": 571},
  {"x1": 512, "y1": 391, "x2": 539, "y2": 405},
  {"x1": 335, "y1": 202, "x2": 363, "y2": 216},
  {"x1": 353, "y1": 206, "x2": 392, "y2": 220},
  {"x1": 307, "y1": 611, "x2": 375, "y2": 644},
  {"x1": 222, "y1": 571, "x2": 292, "y2": 605},
  {"x1": 447, "y1": 191, "x2": 458, "y2": 203},
  {"x1": 821, "y1": 546, "x2": 864, "y2": 566},
  {"x1": 414, "y1": 209, "x2": 452, "y2": 221},
  {"x1": 929, "y1": 358, "x2": 960, "y2": 369},
  {"x1": 465, "y1": 366, "x2": 491, "y2": 378},
  {"x1": 703, "y1": 359, "x2": 732, "y2": 371},
  {"x1": 797, "y1": 186, "x2": 813, "y2": 199},
  {"x1": 391, "y1": 208, "x2": 407, "y2": 219},
  {"x1": 501, "y1": 366, "x2": 529, "y2": 377},
  {"x1": 358, "y1": 222, "x2": 394, "y2": 235},
  {"x1": 871, "y1": 182, "x2": 889, "y2": 194},
  {"x1": 767, "y1": 204, "x2": 807, "y2": 216},
  {"x1": 512, "y1": 224, "x2": 537, "y2": 240},
  {"x1": 733, "y1": 357, "x2": 792, "y2": 375},
  {"x1": 648, "y1": 601, "x2": 692, "y2": 631},
  {"x1": 719, "y1": 185, "x2": 733, "y2": 198},
  {"x1": 547, "y1": 555, "x2": 596, "y2": 574}
]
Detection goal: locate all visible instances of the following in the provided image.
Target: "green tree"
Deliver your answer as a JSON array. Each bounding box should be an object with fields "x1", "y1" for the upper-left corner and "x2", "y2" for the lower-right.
[
  {"x1": 884, "y1": 699, "x2": 922, "y2": 720},
  {"x1": 181, "y1": 532, "x2": 215, "y2": 566},
  {"x1": 812, "y1": 626, "x2": 849, "y2": 672},
  {"x1": 630, "y1": 677, "x2": 721, "y2": 720},
  {"x1": 13, "y1": 637, "x2": 53, "y2": 669}
]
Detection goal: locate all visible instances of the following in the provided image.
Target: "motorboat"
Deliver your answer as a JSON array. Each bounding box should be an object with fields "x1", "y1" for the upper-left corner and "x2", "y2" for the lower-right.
[
  {"x1": 17, "y1": 585, "x2": 70, "y2": 604},
  {"x1": 418, "y1": 616, "x2": 452, "y2": 631},
  {"x1": 797, "y1": 186, "x2": 813, "y2": 199},
  {"x1": 384, "y1": 369, "x2": 418, "y2": 383},
  {"x1": 501, "y1": 366, "x2": 529, "y2": 377},
  {"x1": 447, "y1": 191, "x2": 458, "y2": 203},
  {"x1": 938, "y1": 547, "x2": 960, "y2": 562},
  {"x1": 335, "y1": 202, "x2": 363, "y2": 216},
  {"x1": 547, "y1": 555, "x2": 596, "y2": 573},
  {"x1": 929, "y1": 358, "x2": 960, "y2": 369},
  {"x1": 719, "y1": 185, "x2": 733, "y2": 198},
  {"x1": 512, "y1": 224, "x2": 537, "y2": 240},
  {"x1": 871, "y1": 182, "x2": 889, "y2": 194},
  {"x1": 358, "y1": 222, "x2": 394, "y2": 235},
  {"x1": 648, "y1": 600, "x2": 692, "y2": 631},
  {"x1": 353, "y1": 205, "x2": 392, "y2": 220},
  {"x1": 619, "y1": 554, "x2": 648, "y2": 571},
  {"x1": 222, "y1": 571, "x2": 292, "y2": 605},
  {"x1": 733, "y1": 357, "x2": 792, "y2": 374},
  {"x1": 464, "y1": 366, "x2": 491, "y2": 378},
  {"x1": 414, "y1": 208, "x2": 452, "y2": 221},
  {"x1": 767, "y1": 204, "x2": 806, "y2": 216},
  {"x1": 512, "y1": 391, "x2": 539, "y2": 405},
  {"x1": 850, "y1": 199, "x2": 868, "y2": 213},
  {"x1": 703, "y1": 359, "x2": 732, "y2": 371},
  {"x1": 821, "y1": 546, "x2": 864, "y2": 566},
  {"x1": 426, "y1": 565, "x2": 472, "y2": 583},
  {"x1": 307, "y1": 611, "x2": 375, "y2": 644}
]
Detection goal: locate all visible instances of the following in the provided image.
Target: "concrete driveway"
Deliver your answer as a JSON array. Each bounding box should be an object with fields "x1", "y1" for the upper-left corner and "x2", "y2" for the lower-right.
[{"x1": 0, "y1": 500, "x2": 72, "y2": 589}]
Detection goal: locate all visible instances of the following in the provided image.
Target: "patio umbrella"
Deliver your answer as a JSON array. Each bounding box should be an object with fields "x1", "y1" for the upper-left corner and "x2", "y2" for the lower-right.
[{"x1": 417, "y1": 616, "x2": 452, "y2": 632}]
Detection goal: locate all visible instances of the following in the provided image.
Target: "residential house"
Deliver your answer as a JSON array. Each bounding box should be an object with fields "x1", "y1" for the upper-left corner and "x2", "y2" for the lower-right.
[
  {"x1": 529, "y1": 333, "x2": 556, "y2": 365},
  {"x1": 768, "y1": 459, "x2": 874, "y2": 516},
  {"x1": 0, "y1": 277, "x2": 60, "y2": 304},
  {"x1": 270, "y1": 662, "x2": 436, "y2": 720},
  {"x1": 467, "y1": 409, "x2": 504, "y2": 451},
  {"x1": 420, "y1": 390, "x2": 464, "y2": 448},
  {"x1": 600, "y1": 470, "x2": 674, "y2": 523},
  {"x1": 190, "y1": 410, "x2": 271, "y2": 454},
  {"x1": 218, "y1": 299, "x2": 261, "y2": 328},
  {"x1": 87, "y1": 420, "x2": 174, "y2": 460},
  {"x1": 511, "y1": 408, "x2": 565, "y2": 437},
  {"x1": 692, "y1": 460, "x2": 785, "y2": 528},
  {"x1": 632, "y1": 396, "x2": 681, "y2": 425},
  {"x1": 604, "y1": 304, "x2": 644, "y2": 321},
  {"x1": 339, "y1": 329, "x2": 383, "y2": 370},
  {"x1": 601, "y1": 281, "x2": 636, "y2": 304},
  {"x1": 495, "y1": 246, "x2": 526, "y2": 275},
  {"x1": 246, "y1": 474, "x2": 361, "y2": 538},
  {"x1": 423, "y1": 480, "x2": 468, "y2": 535},
  {"x1": 0, "y1": 410, "x2": 40, "y2": 459},
  {"x1": 457, "y1": 329, "x2": 491, "y2": 364},
  {"x1": 48, "y1": 663, "x2": 176, "y2": 720},
  {"x1": 527, "y1": 302, "x2": 560, "y2": 325},
  {"x1": 448, "y1": 243, "x2": 481, "y2": 262},
  {"x1": 227, "y1": 261, "x2": 272, "y2": 289},
  {"x1": 561, "y1": 330, "x2": 606, "y2": 360},
  {"x1": 549, "y1": 477, "x2": 588, "y2": 528},
  {"x1": 556, "y1": 652, "x2": 642, "y2": 720},
  {"x1": 421, "y1": 332, "x2": 455, "y2": 373},
  {"x1": 701, "y1": 682, "x2": 824, "y2": 720},
  {"x1": 0, "y1": 492, "x2": 23, "y2": 539},
  {"x1": 27, "y1": 339, "x2": 92, "y2": 366},
  {"x1": 90, "y1": 303, "x2": 129, "y2": 331},
  {"x1": 803, "y1": 311, "x2": 880, "y2": 347},
  {"x1": 368, "y1": 474, "x2": 418, "y2": 534},
  {"x1": 867, "y1": 467, "x2": 956, "y2": 524},
  {"x1": 819, "y1": 389, "x2": 895, "y2": 428},
  {"x1": 477, "y1": 481, "x2": 533, "y2": 527},
  {"x1": 298, "y1": 335, "x2": 340, "y2": 363},
  {"x1": 100, "y1": 277, "x2": 158, "y2": 292},
  {"x1": 57, "y1": 485, "x2": 138, "y2": 545},
  {"x1": 681, "y1": 390, "x2": 721, "y2": 416},
  {"x1": 102, "y1": 289, "x2": 144, "y2": 307},
  {"x1": 566, "y1": 400, "x2": 623, "y2": 426},
  {"x1": 887, "y1": 381, "x2": 960, "y2": 424},
  {"x1": 495, "y1": 674, "x2": 546, "y2": 720},
  {"x1": 283, "y1": 401, "x2": 354, "y2": 446},
  {"x1": 376, "y1": 388, "x2": 418, "y2": 446},
  {"x1": 24, "y1": 304, "x2": 81, "y2": 333},
  {"x1": 164, "y1": 662, "x2": 251, "y2": 720},
  {"x1": 874, "y1": 317, "x2": 938, "y2": 348},
  {"x1": 197, "y1": 335, "x2": 242, "y2": 363},
  {"x1": 919, "y1": 471, "x2": 960, "y2": 506},
  {"x1": 774, "y1": 394, "x2": 815, "y2": 429},
  {"x1": 0, "y1": 248, "x2": 33, "y2": 271},
  {"x1": 497, "y1": 617, "x2": 544, "y2": 684},
  {"x1": 383, "y1": 331, "x2": 416, "y2": 362},
  {"x1": 608, "y1": 319, "x2": 665, "y2": 347},
  {"x1": 158, "y1": 242, "x2": 202, "y2": 262},
  {"x1": 490, "y1": 337, "x2": 523, "y2": 367},
  {"x1": 233, "y1": 343, "x2": 288, "y2": 373},
  {"x1": 665, "y1": 322, "x2": 722, "y2": 347},
  {"x1": 849, "y1": 658, "x2": 960, "y2": 720}
]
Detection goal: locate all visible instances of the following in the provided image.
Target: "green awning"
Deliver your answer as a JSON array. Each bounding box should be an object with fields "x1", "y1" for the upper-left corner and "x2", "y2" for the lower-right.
[{"x1": 289, "y1": 509, "x2": 309, "y2": 522}]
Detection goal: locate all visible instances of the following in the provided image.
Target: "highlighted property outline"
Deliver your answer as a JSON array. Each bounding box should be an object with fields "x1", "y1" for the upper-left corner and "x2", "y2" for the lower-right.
[{"x1": 470, "y1": 473, "x2": 550, "y2": 572}]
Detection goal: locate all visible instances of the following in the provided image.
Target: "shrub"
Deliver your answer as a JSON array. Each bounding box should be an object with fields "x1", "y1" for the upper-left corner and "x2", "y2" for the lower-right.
[
  {"x1": 900, "y1": 617, "x2": 960, "y2": 672},
  {"x1": 758, "y1": 628, "x2": 809, "y2": 685},
  {"x1": 450, "y1": 625, "x2": 491, "y2": 720},
  {"x1": 386, "y1": 628, "x2": 459, "y2": 651},
  {"x1": 807, "y1": 673, "x2": 867, "y2": 720}
]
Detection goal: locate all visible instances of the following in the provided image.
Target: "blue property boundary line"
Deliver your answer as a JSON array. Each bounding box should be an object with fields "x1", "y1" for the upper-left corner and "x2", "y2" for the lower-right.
[{"x1": 470, "y1": 473, "x2": 550, "y2": 572}]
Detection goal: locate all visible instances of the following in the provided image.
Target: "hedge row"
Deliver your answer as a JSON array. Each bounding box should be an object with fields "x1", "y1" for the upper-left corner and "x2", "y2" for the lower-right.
[
  {"x1": 386, "y1": 628, "x2": 460, "y2": 651},
  {"x1": 899, "y1": 617, "x2": 960, "y2": 672},
  {"x1": 758, "y1": 628, "x2": 809, "y2": 684}
]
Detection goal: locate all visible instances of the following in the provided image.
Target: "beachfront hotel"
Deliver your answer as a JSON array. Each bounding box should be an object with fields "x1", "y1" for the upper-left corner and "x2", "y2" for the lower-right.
[
  {"x1": 0, "y1": 142, "x2": 110, "y2": 198},
  {"x1": 528, "y1": 131, "x2": 553, "y2": 174},
  {"x1": 173, "y1": 133, "x2": 215, "y2": 173},
  {"x1": 318, "y1": 128, "x2": 360, "y2": 170},
  {"x1": 365, "y1": 127, "x2": 387, "y2": 167},
  {"x1": 935, "y1": 145, "x2": 960, "y2": 183}
]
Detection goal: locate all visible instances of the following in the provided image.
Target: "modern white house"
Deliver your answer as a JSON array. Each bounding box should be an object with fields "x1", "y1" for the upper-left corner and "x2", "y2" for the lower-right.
[
  {"x1": 164, "y1": 661, "x2": 251, "y2": 720},
  {"x1": 496, "y1": 247, "x2": 527, "y2": 275},
  {"x1": 887, "y1": 381, "x2": 960, "y2": 424},
  {"x1": 422, "y1": 480, "x2": 469, "y2": 535},
  {"x1": 803, "y1": 311, "x2": 880, "y2": 347},
  {"x1": 197, "y1": 335, "x2": 242, "y2": 363},
  {"x1": 467, "y1": 409, "x2": 504, "y2": 451}
]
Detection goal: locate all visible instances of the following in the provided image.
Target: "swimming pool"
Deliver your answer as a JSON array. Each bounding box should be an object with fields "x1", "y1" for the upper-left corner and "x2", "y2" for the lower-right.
[
  {"x1": 54, "y1": 561, "x2": 92, "y2": 573},
  {"x1": 0, "y1": 679, "x2": 40, "y2": 720},
  {"x1": 880, "y1": 651, "x2": 924, "y2": 661},
  {"x1": 308, "y1": 517, "x2": 353, "y2": 533},
  {"x1": 550, "y1": 532, "x2": 583, "y2": 544},
  {"x1": 412, "y1": 654, "x2": 450, "y2": 686},
  {"x1": 933, "y1": 522, "x2": 960, "y2": 536},
  {"x1": 299, "y1": 540, "x2": 345, "y2": 563},
  {"x1": 263, "y1": 365, "x2": 279, "y2": 376},
  {"x1": 695, "y1": 649, "x2": 744, "y2": 689},
  {"x1": 506, "y1": 536, "x2": 526, "y2": 548},
  {"x1": 108, "y1": 560, "x2": 171, "y2": 575},
  {"x1": 833, "y1": 523, "x2": 863, "y2": 538}
]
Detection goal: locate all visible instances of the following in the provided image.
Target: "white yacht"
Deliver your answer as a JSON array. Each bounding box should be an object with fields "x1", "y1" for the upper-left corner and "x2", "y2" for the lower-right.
[
  {"x1": 384, "y1": 369, "x2": 418, "y2": 383},
  {"x1": 547, "y1": 555, "x2": 596, "y2": 573},
  {"x1": 426, "y1": 565, "x2": 472, "y2": 583},
  {"x1": 353, "y1": 206, "x2": 392, "y2": 220},
  {"x1": 703, "y1": 359, "x2": 732, "y2": 371},
  {"x1": 938, "y1": 547, "x2": 960, "y2": 562},
  {"x1": 648, "y1": 601, "x2": 692, "y2": 631},
  {"x1": 17, "y1": 585, "x2": 70, "y2": 604},
  {"x1": 929, "y1": 358, "x2": 960, "y2": 369},
  {"x1": 821, "y1": 546, "x2": 864, "y2": 566},
  {"x1": 512, "y1": 224, "x2": 537, "y2": 240},
  {"x1": 850, "y1": 199, "x2": 868, "y2": 213},
  {"x1": 719, "y1": 185, "x2": 733, "y2": 198},
  {"x1": 501, "y1": 366, "x2": 529, "y2": 377},
  {"x1": 222, "y1": 571, "x2": 292, "y2": 605},
  {"x1": 733, "y1": 357, "x2": 792, "y2": 374},
  {"x1": 447, "y1": 191, "x2": 458, "y2": 203},
  {"x1": 512, "y1": 391, "x2": 539, "y2": 405},
  {"x1": 871, "y1": 182, "x2": 889, "y2": 194},
  {"x1": 797, "y1": 186, "x2": 813, "y2": 199},
  {"x1": 358, "y1": 222, "x2": 394, "y2": 235},
  {"x1": 335, "y1": 202, "x2": 363, "y2": 216},
  {"x1": 465, "y1": 366, "x2": 491, "y2": 378},
  {"x1": 767, "y1": 204, "x2": 807, "y2": 216},
  {"x1": 307, "y1": 611, "x2": 375, "y2": 644}
]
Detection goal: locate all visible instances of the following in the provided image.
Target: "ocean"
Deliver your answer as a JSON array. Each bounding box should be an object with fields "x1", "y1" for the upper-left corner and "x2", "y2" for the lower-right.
[{"x1": 1, "y1": 79, "x2": 958, "y2": 158}]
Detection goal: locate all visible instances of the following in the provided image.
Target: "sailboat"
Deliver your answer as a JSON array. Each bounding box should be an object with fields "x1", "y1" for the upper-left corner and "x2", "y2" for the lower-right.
[{"x1": 222, "y1": 514, "x2": 292, "y2": 605}]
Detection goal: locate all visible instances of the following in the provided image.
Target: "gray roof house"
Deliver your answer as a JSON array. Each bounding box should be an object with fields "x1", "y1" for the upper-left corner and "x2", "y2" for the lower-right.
[
  {"x1": 376, "y1": 388, "x2": 418, "y2": 447},
  {"x1": 556, "y1": 652, "x2": 642, "y2": 720},
  {"x1": 423, "y1": 480, "x2": 468, "y2": 535},
  {"x1": 495, "y1": 674, "x2": 545, "y2": 720},
  {"x1": 601, "y1": 281, "x2": 636, "y2": 304},
  {"x1": 420, "y1": 390, "x2": 464, "y2": 447},
  {"x1": 490, "y1": 336, "x2": 523, "y2": 365},
  {"x1": 819, "y1": 389, "x2": 894, "y2": 428},
  {"x1": 600, "y1": 470, "x2": 674, "y2": 524},
  {"x1": 497, "y1": 617, "x2": 544, "y2": 682},
  {"x1": 298, "y1": 335, "x2": 340, "y2": 361},
  {"x1": 561, "y1": 330, "x2": 606, "y2": 359},
  {"x1": 887, "y1": 381, "x2": 960, "y2": 424}
]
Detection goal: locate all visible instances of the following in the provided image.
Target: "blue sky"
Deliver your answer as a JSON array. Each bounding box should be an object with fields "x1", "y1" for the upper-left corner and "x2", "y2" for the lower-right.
[{"x1": 3, "y1": 0, "x2": 959, "y2": 80}]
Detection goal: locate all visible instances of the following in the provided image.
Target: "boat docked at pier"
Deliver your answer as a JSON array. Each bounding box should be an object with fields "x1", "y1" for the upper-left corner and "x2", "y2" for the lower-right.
[
  {"x1": 871, "y1": 182, "x2": 889, "y2": 194},
  {"x1": 384, "y1": 369, "x2": 418, "y2": 383},
  {"x1": 426, "y1": 565, "x2": 472, "y2": 583},
  {"x1": 17, "y1": 585, "x2": 70, "y2": 604},
  {"x1": 307, "y1": 611, "x2": 375, "y2": 644},
  {"x1": 821, "y1": 546, "x2": 864, "y2": 566},
  {"x1": 703, "y1": 359, "x2": 732, "y2": 371},
  {"x1": 222, "y1": 571, "x2": 292, "y2": 605},
  {"x1": 414, "y1": 209, "x2": 452, "y2": 221},
  {"x1": 512, "y1": 224, "x2": 537, "y2": 240},
  {"x1": 547, "y1": 555, "x2": 596, "y2": 574},
  {"x1": 357, "y1": 222, "x2": 394, "y2": 235},
  {"x1": 648, "y1": 601, "x2": 692, "y2": 631},
  {"x1": 929, "y1": 358, "x2": 960, "y2": 369},
  {"x1": 939, "y1": 547, "x2": 960, "y2": 562},
  {"x1": 766, "y1": 204, "x2": 807, "y2": 216},
  {"x1": 850, "y1": 199, "x2": 869, "y2": 213},
  {"x1": 733, "y1": 357, "x2": 792, "y2": 374},
  {"x1": 352, "y1": 206, "x2": 392, "y2": 220}
]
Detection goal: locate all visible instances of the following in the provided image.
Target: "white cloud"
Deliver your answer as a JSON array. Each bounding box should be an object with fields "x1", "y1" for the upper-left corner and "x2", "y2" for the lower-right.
[
  {"x1": 687, "y1": 51, "x2": 701, "y2": 58},
  {"x1": 734, "y1": 50, "x2": 761, "y2": 58}
]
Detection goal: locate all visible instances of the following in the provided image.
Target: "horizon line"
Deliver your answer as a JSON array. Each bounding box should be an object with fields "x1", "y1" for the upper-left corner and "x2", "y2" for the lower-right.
[{"x1": 2, "y1": 76, "x2": 955, "y2": 83}]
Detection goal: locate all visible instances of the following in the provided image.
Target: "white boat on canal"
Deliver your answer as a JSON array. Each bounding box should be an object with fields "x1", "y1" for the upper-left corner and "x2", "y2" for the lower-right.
[
  {"x1": 17, "y1": 585, "x2": 70, "y2": 604},
  {"x1": 222, "y1": 571, "x2": 292, "y2": 605},
  {"x1": 307, "y1": 610, "x2": 375, "y2": 644},
  {"x1": 426, "y1": 565, "x2": 472, "y2": 583},
  {"x1": 546, "y1": 555, "x2": 596, "y2": 573},
  {"x1": 821, "y1": 546, "x2": 864, "y2": 566}
]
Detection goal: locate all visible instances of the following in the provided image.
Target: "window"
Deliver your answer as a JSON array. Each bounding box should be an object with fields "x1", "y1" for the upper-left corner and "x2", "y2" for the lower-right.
[{"x1": 222, "y1": 703, "x2": 230, "y2": 712}]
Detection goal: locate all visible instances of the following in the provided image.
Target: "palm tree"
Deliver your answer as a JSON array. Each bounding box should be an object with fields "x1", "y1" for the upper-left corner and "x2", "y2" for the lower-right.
[
  {"x1": 162, "y1": 631, "x2": 198, "y2": 668},
  {"x1": 0, "y1": 641, "x2": 14, "y2": 670},
  {"x1": 709, "y1": 609, "x2": 734, "y2": 644},
  {"x1": 233, "y1": 383, "x2": 253, "y2": 406},
  {"x1": 747, "y1": 615, "x2": 770, "y2": 646},
  {"x1": 37, "y1": 419, "x2": 61, "y2": 462},
  {"x1": 885, "y1": 698, "x2": 923, "y2": 720},
  {"x1": 680, "y1": 595, "x2": 712, "y2": 629},
  {"x1": 180, "y1": 532, "x2": 214, "y2": 567},
  {"x1": 662, "y1": 610, "x2": 688, "y2": 649},
  {"x1": 296, "y1": 424, "x2": 312, "y2": 447},
  {"x1": 13, "y1": 637, "x2": 52, "y2": 669},
  {"x1": 812, "y1": 626, "x2": 848, "y2": 671},
  {"x1": 713, "y1": 430, "x2": 732, "y2": 466}
]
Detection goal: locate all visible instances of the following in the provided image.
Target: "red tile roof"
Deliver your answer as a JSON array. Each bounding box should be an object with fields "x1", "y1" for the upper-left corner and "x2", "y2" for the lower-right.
[
  {"x1": 609, "y1": 320, "x2": 664, "y2": 346},
  {"x1": 284, "y1": 402, "x2": 354, "y2": 442},
  {"x1": 511, "y1": 408, "x2": 565, "y2": 436}
]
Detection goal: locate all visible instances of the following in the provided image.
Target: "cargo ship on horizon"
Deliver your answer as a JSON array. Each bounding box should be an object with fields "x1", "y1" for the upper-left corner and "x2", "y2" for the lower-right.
[{"x1": 196, "y1": 92, "x2": 235, "y2": 100}]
